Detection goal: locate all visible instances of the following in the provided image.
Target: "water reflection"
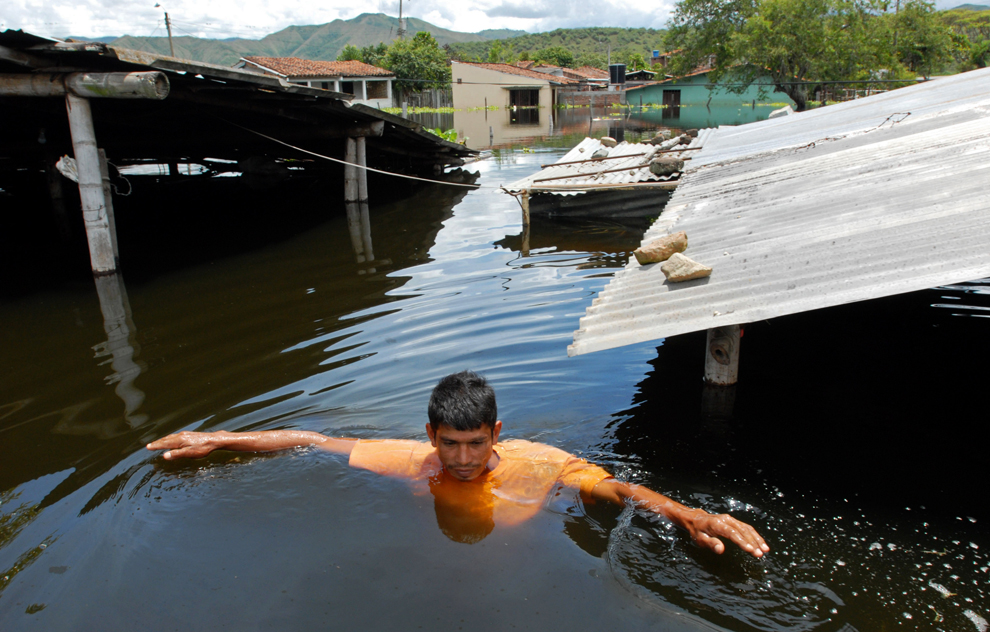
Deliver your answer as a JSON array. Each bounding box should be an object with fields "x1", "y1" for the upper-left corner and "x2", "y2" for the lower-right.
[
  {"x1": 92, "y1": 273, "x2": 147, "y2": 427},
  {"x1": 344, "y1": 201, "x2": 375, "y2": 266}
]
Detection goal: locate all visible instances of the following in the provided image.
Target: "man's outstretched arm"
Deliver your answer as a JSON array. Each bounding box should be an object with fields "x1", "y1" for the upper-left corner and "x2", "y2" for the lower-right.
[
  {"x1": 590, "y1": 479, "x2": 770, "y2": 559},
  {"x1": 146, "y1": 430, "x2": 357, "y2": 460}
]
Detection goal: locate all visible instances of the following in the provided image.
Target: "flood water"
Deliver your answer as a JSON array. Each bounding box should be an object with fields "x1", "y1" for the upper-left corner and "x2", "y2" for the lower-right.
[{"x1": 1, "y1": 118, "x2": 988, "y2": 632}]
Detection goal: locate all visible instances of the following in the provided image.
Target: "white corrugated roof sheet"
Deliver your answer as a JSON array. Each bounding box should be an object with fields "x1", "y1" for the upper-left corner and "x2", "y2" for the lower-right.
[
  {"x1": 569, "y1": 67, "x2": 990, "y2": 356},
  {"x1": 505, "y1": 135, "x2": 700, "y2": 195}
]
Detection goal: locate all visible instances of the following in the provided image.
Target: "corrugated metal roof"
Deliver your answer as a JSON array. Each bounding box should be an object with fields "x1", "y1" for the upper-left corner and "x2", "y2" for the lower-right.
[
  {"x1": 568, "y1": 67, "x2": 990, "y2": 356},
  {"x1": 505, "y1": 136, "x2": 700, "y2": 196}
]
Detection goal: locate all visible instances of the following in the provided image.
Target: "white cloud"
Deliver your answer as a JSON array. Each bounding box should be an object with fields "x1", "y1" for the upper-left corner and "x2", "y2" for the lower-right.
[{"x1": 1, "y1": 0, "x2": 679, "y2": 39}]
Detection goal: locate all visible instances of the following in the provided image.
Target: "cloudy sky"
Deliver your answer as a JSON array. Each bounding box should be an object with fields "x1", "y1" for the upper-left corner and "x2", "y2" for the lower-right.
[
  {"x1": 2, "y1": 0, "x2": 965, "y2": 40},
  {"x1": 2, "y1": 0, "x2": 681, "y2": 40}
]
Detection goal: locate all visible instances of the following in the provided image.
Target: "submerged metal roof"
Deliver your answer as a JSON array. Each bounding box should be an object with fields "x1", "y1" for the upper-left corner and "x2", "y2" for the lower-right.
[
  {"x1": 569, "y1": 67, "x2": 990, "y2": 356},
  {"x1": 505, "y1": 135, "x2": 702, "y2": 195}
]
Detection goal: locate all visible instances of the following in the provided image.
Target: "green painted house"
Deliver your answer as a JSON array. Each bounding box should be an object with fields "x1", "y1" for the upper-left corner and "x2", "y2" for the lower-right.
[{"x1": 625, "y1": 66, "x2": 795, "y2": 108}]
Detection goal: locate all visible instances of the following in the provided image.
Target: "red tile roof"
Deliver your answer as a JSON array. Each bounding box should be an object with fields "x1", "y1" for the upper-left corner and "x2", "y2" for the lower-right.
[
  {"x1": 563, "y1": 66, "x2": 610, "y2": 80},
  {"x1": 454, "y1": 61, "x2": 578, "y2": 84},
  {"x1": 242, "y1": 57, "x2": 393, "y2": 78}
]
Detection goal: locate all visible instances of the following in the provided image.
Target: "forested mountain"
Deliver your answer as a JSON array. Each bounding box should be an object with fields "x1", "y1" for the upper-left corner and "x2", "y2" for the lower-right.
[
  {"x1": 85, "y1": 13, "x2": 524, "y2": 66},
  {"x1": 447, "y1": 27, "x2": 668, "y2": 64}
]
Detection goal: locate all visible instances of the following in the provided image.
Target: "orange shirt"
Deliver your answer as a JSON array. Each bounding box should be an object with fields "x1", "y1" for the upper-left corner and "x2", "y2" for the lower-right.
[{"x1": 349, "y1": 439, "x2": 612, "y2": 541}]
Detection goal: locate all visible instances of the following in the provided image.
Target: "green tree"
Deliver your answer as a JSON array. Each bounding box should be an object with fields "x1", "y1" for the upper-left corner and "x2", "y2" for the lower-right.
[
  {"x1": 534, "y1": 45, "x2": 576, "y2": 67},
  {"x1": 337, "y1": 44, "x2": 362, "y2": 61},
  {"x1": 664, "y1": 0, "x2": 948, "y2": 110},
  {"x1": 382, "y1": 31, "x2": 452, "y2": 93},
  {"x1": 890, "y1": 0, "x2": 955, "y2": 77},
  {"x1": 487, "y1": 40, "x2": 506, "y2": 63},
  {"x1": 575, "y1": 52, "x2": 607, "y2": 69},
  {"x1": 622, "y1": 49, "x2": 648, "y2": 70},
  {"x1": 360, "y1": 43, "x2": 389, "y2": 67}
]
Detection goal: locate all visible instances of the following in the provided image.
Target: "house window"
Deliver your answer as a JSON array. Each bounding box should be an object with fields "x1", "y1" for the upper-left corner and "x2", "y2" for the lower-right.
[
  {"x1": 320, "y1": 81, "x2": 331, "y2": 90},
  {"x1": 509, "y1": 89, "x2": 540, "y2": 107},
  {"x1": 340, "y1": 81, "x2": 356, "y2": 95},
  {"x1": 366, "y1": 81, "x2": 388, "y2": 99}
]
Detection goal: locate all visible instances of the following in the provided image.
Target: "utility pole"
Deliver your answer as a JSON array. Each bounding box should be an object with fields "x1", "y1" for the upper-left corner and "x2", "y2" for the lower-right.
[
  {"x1": 397, "y1": 0, "x2": 406, "y2": 39},
  {"x1": 164, "y1": 11, "x2": 176, "y2": 57}
]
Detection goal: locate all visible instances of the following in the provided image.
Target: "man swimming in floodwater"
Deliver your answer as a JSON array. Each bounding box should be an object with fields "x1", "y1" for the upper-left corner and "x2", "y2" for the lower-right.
[{"x1": 147, "y1": 370, "x2": 769, "y2": 556}]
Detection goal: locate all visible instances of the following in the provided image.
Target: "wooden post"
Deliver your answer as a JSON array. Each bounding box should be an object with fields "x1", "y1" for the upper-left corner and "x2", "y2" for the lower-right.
[
  {"x1": 98, "y1": 149, "x2": 120, "y2": 260},
  {"x1": 356, "y1": 136, "x2": 368, "y2": 203},
  {"x1": 65, "y1": 93, "x2": 117, "y2": 274},
  {"x1": 45, "y1": 156, "x2": 71, "y2": 243},
  {"x1": 704, "y1": 325, "x2": 741, "y2": 385},
  {"x1": 520, "y1": 189, "x2": 531, "y2": 227},
  {"x1": 344, "y1": 137, "x2": 358, "y2": 204}
]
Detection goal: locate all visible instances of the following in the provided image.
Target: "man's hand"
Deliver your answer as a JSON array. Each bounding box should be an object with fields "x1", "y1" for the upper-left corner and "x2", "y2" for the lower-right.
[
  {"x1": 591, "y1": 479, "x2": 770, "y2": 558},
  {"x1": 680, "y1": 509, "x2": 770, "y2": 558},
  {"x1": 146, "y1": 431, "x2": 226, "y2": 460}
]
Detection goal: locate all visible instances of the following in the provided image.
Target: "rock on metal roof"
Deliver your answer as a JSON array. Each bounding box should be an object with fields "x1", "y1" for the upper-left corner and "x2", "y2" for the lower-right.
[
  {"x1": 505, "y1": 136, "x2": 698, "y2": 195},
  {"x1": 453, "y1": 61, "x2": 578, "y2": 84},
  {"x1": 569, "y1": 68, "x2": 990, "y2": 356},
  {"x1": 242, "y1": 56, "x2": 394, "y2": 78}
]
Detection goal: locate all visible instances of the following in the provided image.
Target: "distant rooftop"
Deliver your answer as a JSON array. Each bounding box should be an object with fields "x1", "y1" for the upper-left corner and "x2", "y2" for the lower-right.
[
  {"x1": 564, "y1": 66, "x2": 610, "y2": 80},
  {"x1": 453, "y1": 61, "x2": 578, "y2": 84},
  {"x1": 241, "y1": 57, "x2": 393, "y2": 78}
]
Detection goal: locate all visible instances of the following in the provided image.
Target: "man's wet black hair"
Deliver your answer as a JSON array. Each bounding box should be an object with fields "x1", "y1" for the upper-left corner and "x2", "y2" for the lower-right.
[{"x1": 428, "y1": 370, "x2": 497, "y2": 433}]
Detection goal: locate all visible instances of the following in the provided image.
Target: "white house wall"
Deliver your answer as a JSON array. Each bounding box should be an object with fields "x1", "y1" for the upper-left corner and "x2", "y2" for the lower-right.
[{"x1": 451, "y1": 62, "x2": 551, "y2": 110}]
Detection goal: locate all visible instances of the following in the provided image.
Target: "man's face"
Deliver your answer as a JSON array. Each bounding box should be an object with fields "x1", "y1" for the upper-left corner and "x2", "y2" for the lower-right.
[{"x1": 426, "y1": 420, "x2": 502, "y2": 481}]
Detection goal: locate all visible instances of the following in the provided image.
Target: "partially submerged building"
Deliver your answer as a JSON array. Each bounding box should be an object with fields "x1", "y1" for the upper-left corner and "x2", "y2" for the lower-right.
[
  {"x1": 626, "y1": 66, "x2": 795, "y2": 109},
  {"x1": 236, "y1": 56, "x2": 395, "y2": 108},
  {"x1": 451, "y1": 61, "x2": 578, "y2": 109}
]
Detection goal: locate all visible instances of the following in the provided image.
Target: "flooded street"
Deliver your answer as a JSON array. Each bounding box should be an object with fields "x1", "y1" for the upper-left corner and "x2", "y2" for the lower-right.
[{"x1": 1, "y1": 116, "x2": 988, "y2": 631}]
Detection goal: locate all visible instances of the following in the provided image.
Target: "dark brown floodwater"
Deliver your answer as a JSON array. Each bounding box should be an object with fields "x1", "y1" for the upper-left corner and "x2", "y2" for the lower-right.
[{"x1": 1, "y1": 133, "x2": 987, "y2": 631}]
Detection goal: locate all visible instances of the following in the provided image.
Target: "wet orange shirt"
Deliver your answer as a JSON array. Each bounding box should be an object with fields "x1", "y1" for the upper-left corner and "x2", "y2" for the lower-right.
[{"x1": 349, "y1": 439, "x2": 612, "y2": 528}]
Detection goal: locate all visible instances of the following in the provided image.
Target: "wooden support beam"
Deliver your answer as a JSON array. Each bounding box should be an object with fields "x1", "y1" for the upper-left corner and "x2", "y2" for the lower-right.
[
  {"x1": 0, "y1": 72, "x2": 169, "y2": 99},
  {"x1": 98, "y1": 149, "x2": 120, "y2": 260},
  {"x1": 704, "y1": 325, "x2": 741, "y2": 386},
  {"x1": 66, "y1": 93, "x2": 117, "y2": 275}
]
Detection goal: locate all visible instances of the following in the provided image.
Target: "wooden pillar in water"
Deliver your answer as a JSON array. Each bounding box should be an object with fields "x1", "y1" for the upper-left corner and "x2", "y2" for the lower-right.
[
  {"x1": 65, "y1": 93, "x2": 117, "y2": 274},
  {"x1": 98, "y1": 149, "x2": 120, "y2": 261},
  {"x1": 355, "y1": 136, "x2": 374, "y2": 263},
  {"x1": 704, "y1": 325, "x2": 741, "y2": 385},
  {"x1": 344, "y1": 137, "x2": 367, "y2": 263}
]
